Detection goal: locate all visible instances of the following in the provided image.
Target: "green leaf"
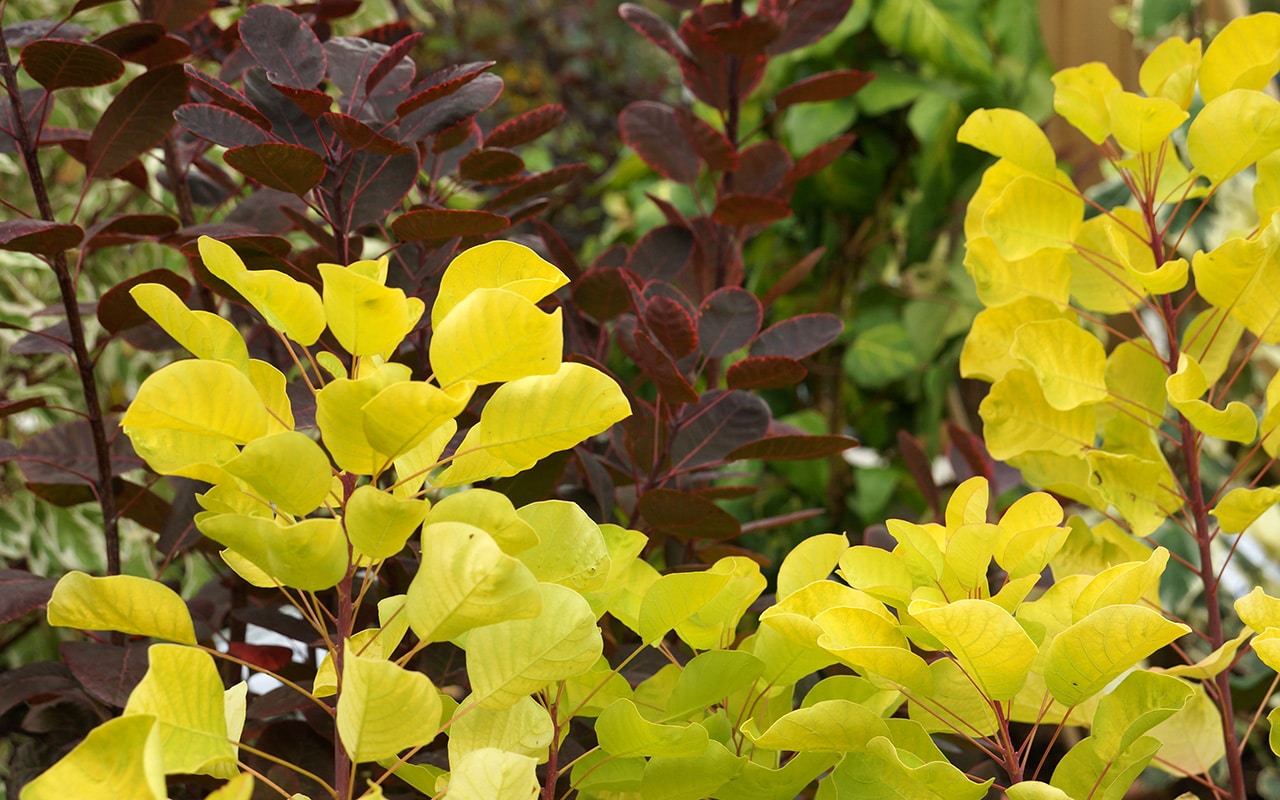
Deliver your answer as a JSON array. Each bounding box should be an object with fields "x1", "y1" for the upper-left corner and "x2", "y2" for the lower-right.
[
  {"x1": 1044, "y1": 606, "x2": 1190, "y2": 706},
  {"x1": 640, "y1": 740, "x2": 743, "y2": 800},
  {"x1": 47, "y1": 572, "x2": 196, "y2": 644},
  {"x1": 843, "y1": 323, "x2": 919, "y2": 388},
  {"x1": 336, "y1": 642, "x2": 441, "y2": 762},
  {"x1": 18, "y1": 714, "x2": 165, "y2": 800},
  {"x1": 1050, "y1": 735, "x2": 1161, "y2": 800},
  {"x1": 431, "y1": 289, "x2": 563, "y2": 386},
  {"x1": 872, "y1": 0, "x2": 992, "y2": 81},
  {"x1": 123, "y1": 644, "x2": 237, "y2": 776},
  {"x1": 715, "y1": 752, "x2": 841, "y2": 800},
  {"x1": 663, "y1": 650, "x2": 765, "y2": 723},
  {"x1": 447, "y1": 696, "x2": 553, "y2": 764},
  {"x1": 823, "y1": 736, "x2": 991, "y2": 799}
]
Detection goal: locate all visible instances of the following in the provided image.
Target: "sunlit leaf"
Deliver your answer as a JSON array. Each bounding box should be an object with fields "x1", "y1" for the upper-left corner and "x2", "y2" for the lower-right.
[
  {"x1": 775, "y1": 533, "x2": 849, "y2": 600},
  {"x1": 638, "y1": 557, "x2": 765, "y2": 649},
  {"x1": 48, "y1": 571, "x2": 196, "y2": 644},
  {"x1": 337, "y1": 642, "x2": 441, "y2": 762},
  {"x1": 130, "y1": 283, "x2": 249, "y2": 372},
  {"x1": 960, "y1": 298, "x2": 1075, "y2": 383},
  {"x1": 431, "y1": 289, "x2": 562, "y2": 387},
  {"x1": 983, "y1": 175, "x2": 1084, "y2": 260},
  {"x1": 1145, "y1": 683, "x2": 1225, "y2": 777},
  {"x1": 1084, "y1": 451, "x2": 1183, "y2": 537},
  {"x1": 197, "y1": 515, "x2": 348, "y2": 591},
  {"x1": 18, "y1": 714, "x2": 164, "y2": 800},
  {"x1": 1188, "y1": 89, "x2": 1280, "y2": 185},
  {"x1": 197, "y1": 236, "x2": 324, "y2": 346},
  {"x1": 597, "y1": 699, "x2": 709, "y2": 757},
  {"x1": 1011, "y1": 319, "x2": 1108, "y2": 410},
  {"x1": 909, "y1": 598, "x2": 1036, "y2": 700},
  {"x1": 424, "y1": 489, "x2": 538, "y2": 554},
  {"x1": 907, "y1": 657, "x2": 998, "y2": 736},
  {"x1": 814, "y1": 606, "x2": 933, "y2": 694},
  {"x1": 957, "y1": 108, "x2": 1056, "y2": 176},
  {"x1": 1198, "y1": 11, "x2": 1280, "y2": 102},
  {"x1": 320, "y1": 259, "x2": 424, "y2": 356},
  {"x1": 1140, "y1": 35, "x2": 1201, "y2": 109},
  {"x1": 1045, "y1": 606, "x2": 1190, "y2": 706},
  {"x1": 640, "y1": 739, "x2": 743, "y2": 800},
  {"x1": 979, "y1": 369, "x2": 1096, "y2": 460},
  {"x1": 1106, "y1": 91, "x2": 1187, "y2": 153},
  {"x1": 362, "y1": 380, "x2": 473, "y2": 462},
  {"x1": 1052, "y1": 62, "x2": 1122, "y2": 143},
  {"x1": 123, "y1": 644, "x2": 236, "y2": 776},
  {"x1": 315, "y1": 362, "x2": 412, "y2": 475},
  {"x1": 433, "y1": 240, "x2": 568, "y2": 328},
  {"x1": 1091, "y1": 670, "x2": 1193, "y2": 761},
  {"x1": 1193, "y1": 225, "x2": 1280, "y2": 342},
  {"x1": 1050, "y1": 735, "x2": 1160, "y2": 800},
  {"x1": 961, "y1": 236, "x2": 1072, "y2": 308},
  {"x1": 222, "y1": 431, "x2": 331, "y2": 516},
  {"x1": 346, "y1": 485, "x2": 430, "y2": 560},
  {"x1": 1167, "y1": 354, "x2": 1258, "y2": 442},
  {"x1": 1073, "y1": 547, "x2": 1169, "y2": 618},
  {"x1": 122, "y1": 360, "x2": 268, "y2": 445},
  {"x1": 824, "y1": 735, "x2": 991, "y2": 798},
  {"x1": 448, "y1": 696, "x2": 552, "y2": 764},
  {"x1": 515, "y1": 501, "x2": 610, "y2": 593}
]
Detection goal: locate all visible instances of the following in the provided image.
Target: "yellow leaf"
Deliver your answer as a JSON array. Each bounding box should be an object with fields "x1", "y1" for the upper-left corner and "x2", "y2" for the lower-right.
[
  {"x1": 337, "y1": 641, "x2": 441, "y2": 762},
  {"x1": 1235, "y1": 586, "x2": 1280, "y2": 632},
  {"x1": 1044, "y1": 606, "x2": 1190, "y2": 706},
  {"x1": 1106, "y1": 91, "x2": 1188, "y2": 153},
  {"x1": 315, "y1": 362, "x2": 412, "y2": 475},
  {"x1": 908, "y1": 658, "x2": 998, "y2": 736},
  {"x1": 1188, "y1": 89, "x2": 1280, "y2": 185},
  {"x1": 596, "y1": 698, "x2": 709, "y2": 757},
  {"x1": 345, "y1": 485, "x2": 430, "y2": 560},
  {"x1": 1091, "y1": 671, "x2": 1193, "y2": 763},
  {"x1": 47, "y1": 572, "x2": 196, "y2": 644},
  {"x1": 1066, "y1": 210, "x2": 1149, "y2": 313},
  {"x1": 448, "y1": 696, "x2": 553, "y2": 763},
  {"x1": 1106, "y1": 341, "x2": 1170, "y2": 429},
  {"x1": 979, "y1": 369, "x2": 1096, "y2": 460},
  {"x1": 431, "y1": 289, "x2": 563, "y2": 386},
  {"x1": 1254, "y1": 628, "x2": 1280, "y2": 673},
  {"x1": 908, "y1": 598, "x2": 1037, "y2": 700},
  {"x1": 122, "y1": 428, "x2": 238, "y2": 485},
  {"x1": 130, "y1": 283, "x2": 249, "y2": 372},
  {"x1": 1146, "y1": 683, "x2": 1225, "y2": 777},
  {"x1": 775, "y1": 533, "x2": 849, "y2": 601},
  {"x1": 18, "y1": 714, "x2": 165, "y2": 800},
  {"x1": 1167, "y1": 355, "x2": 1258, "y2": 443},
  {"x1": 1198, "y1": 12, "x2": 1280, "y2": 102},
  {"x1": 1085, "y1": 451, "x2": 1183, "y2": 537},
  {"x1": 124, "y1": 644, "x2": 236, "y2": 776},
  {"x1": 319, "y1": 259, "x2": 423, "y2": 356},
  {"x1": 1006, "y1": 782, "x2": 1075, "y2": 800},
  {"x1": 197, "y1": 515, "x2": 349, "y2": 591},
  {"x1": 196, "y1": 236, "x2": 324, "y2": 346},
  {"x1": 1011, "y1": 451, "x2": 1107, "y2": 510},
  {"x1": 515, "y1": 500, "x2": 610, "y2": 592},
  {"x1": 1257, "y1": 151, "x2": 1280, "y2": 220},
  {"x1": 222, "y1": 431, "x2": 332, "y2": 516},
  {"x1": 1158, "y1": 629, "x2": 1252, "y2": 679},
  {"x1": 957, "y1": 108, "x2": 1057, "y2": 177},
  {"x1": 964, "y1": 159, "x2": 1029, "y2": 241},
  {"x1": 983, "y1": 175, "x2": 1084, "y2": 260},
  {"x1": 1192, "y1": 222, "x2": 1280, "y2": 342},
  {"x1": 962, "y1": 236, "x2": 1072, "y2": 308},
  {"x1": 424, "y1": 488, "x2": 539, "y2": 554},
  {"x1": 1073, "y1": 547, "x2": 1169, "y2": 618},
  {"x1": 639, "y1": 557, "x2": 765, "y2": 650},
  {"x1": 836, "y1": 545, "x2": 915, "y2": 608},
  {"x1": 361, "y1": 380, "x2": 473, "y2": 462},
  {"x1": 1140, "y1": 36, "x2": 1201, "y2": 109},
  {"x1": 960, "y1": 298, "x2": 1075, "y2": 383},
  {"x1": 814, "y1": 606, "x2": 933, "y2": 694},
  {"x1": 392, "y1": 419, "x2": 455, "y2": 498},
  {"x1": 432, "y1": 240, "x2": 568, "y2": 329},
  {"x1": 742, "y1": 699, "x2": 887, "y2": 752},
  {"x1": 248, "y1": 360, "x2": 294, "y2": 434},
  {"x1": 445, "y1": 747, "x2": 539, "y2": 800},
  {"x1": 1011, "y1": 319, "x2": 1108, "y2": 410},
  {"x1": 1052, "y1": 62, "x2": 1122, "y2": 144},
  {"x1": 123, "y1": 360, "x2": 268, "y2": 445}
]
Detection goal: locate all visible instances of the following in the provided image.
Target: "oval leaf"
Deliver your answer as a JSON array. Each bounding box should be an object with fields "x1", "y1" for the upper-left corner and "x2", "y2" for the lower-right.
[
  {"x1": 21, "y1": 39, "x2": 124, "y2": 91},
  {"x1": 48, "y1": 571, "x2": 197, "y2": 644},
  {"x1": 638, "y1": 489, "x2": 740, "y2": 541},
  {"x1": 619, "y1": 101, "x2": 700, "y2": 183},
  {"x1": 87, "y1": 63, "x2": 188, "y2": 180},
  {"x1": 238, "y1": 4, "x2": 327, "y2": 90},
  {"x1": 224, "y1": 142, "x2": 326, "y2": 195},
  {"x1": 725, "y1": 355, "x2": 807, "y2": 389},
  {"x1": 0, "y1": 219, "x2": 83, "y2": 255}
]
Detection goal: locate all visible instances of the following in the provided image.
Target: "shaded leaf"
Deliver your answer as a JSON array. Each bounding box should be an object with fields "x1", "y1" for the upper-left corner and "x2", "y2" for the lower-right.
[
  {"x1": 750, "y1": 313, "x2": 843, "y2": 358},
  {"x1": 644, "y1": 295, "x2": 698, "y2": 359},
  {"x1": 639, "y1": 489, "x2": 741, "y2": 541},
  {"x1": 676, "y1": 108, "x2": 737, "y2": 171},
  {"x1": 84, "y1": 214, "x2": 179, "y2": 249},
  {"x1": 725, "y1": 356, "x2": 807, "y2": 389},
  {"x1": 459, "y1": 147, "x2": 525, "y2": 183},
  {"x1": 342, "y1": 149, "x2": 421, "y2": 228},
  {"x1": 21, "y1": 39, "x2": 124, "y2": 91},
  {"x1": 791, "y1": 134, "x2": 857, "y2": 180},
  {"x1": 183, "y1": 65, "x2": 271, "y2": 128},
  {"x1": 392, "y1": 209, "x2": 509, "y2": 241},
  {"x1": 366, "y1": 32, "x2": 423, "y2": 93},
  {"x1": 61, "y1": 641, "x2": 150, "y2": 707},
  {"x1": 174, "y1": 103, "x2": 269, "y2": 148},
  {"x1": 777, "y1": 69, "x2": 874, "y2": 110},
  {"x1": 727, "y1": 433, "x2": 858, "y2": 461},
  {"x1": 86, "y1": 63, "x2": 187, "y2": 180},
  {"x1": 620, "y1": 101, "x2": 700, "y2": 183},
  {"x1": 395, "y1": 61, "x2": 497, "y2": 118},
  {"x1": 224, "y1": 142, "x2": 326, "y2": 194},
  {"x1": 270, "y1": 83, "x2": 332, "y2": 118},
  {"x1": 0, "y1": 219, "x2": 83, "y2": 255},
  {"x1": 18, "y1": 418, "x2": 141, "y2": 485},
  {"x1": 573, "y1": 267, "x2": 631, "y2": 322},
  {"x1": 486, "y1": 163, "x2": 590, "y2": 210},
  {"x1": 698, "y1": 287, "x2": 762, "y2": 357},
  {"x1": 633, "y1": 329, "x2": 699, "y2": 404},
  {"x1": 91, "y1": 21, "x2": 163, "y2": 58},
  {"x1": 671, "y1": 390, "x2": 771, "y2": 470},
  {"x1": 398, "y1": 71, "x2": 503, "y2": 140},
  {"x1": 322, "y1": 111, "x2": 412, "y2": 154},
  {"x1": 243, "y1": 68, "x2": 323, "y2": 152},
  {"x1": 628, "y1": 225, "x2": 695, "y2": 282},
  {"x1": 765, "y1": 0, "x2": 855, "y2": 53},
  {"x1": 707, "y1": 14, "x2": 783, "y2": 56},
  {"x1": 713, "y1": 194, "x2": 792, "y2": 226},
  {"x1": 618, "y1": 3, "x2": 692, "y2": 61},
  {"x1": 239, "y1": 4, "x2": 326, "y2": 90},
  {"x1": 0, "y1": 569, "x2": 57, "y2": 625},
  {"x1": 484, "y1": 104, "x2": 567, "y2": 149}
]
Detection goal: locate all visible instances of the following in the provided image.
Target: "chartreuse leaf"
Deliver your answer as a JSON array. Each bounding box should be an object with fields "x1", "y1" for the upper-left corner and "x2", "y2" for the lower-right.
[
  {"x1": 1236, "y1": 586, "x2": 1280, "y2": 631},
  {"x1": 908, "y1": 658, "x2": 998, "y2": 736},
  {"x1": 751, "y1": 610, "x2": 840, "y2": 687},
  {"x1": 581, "y1": 523, "x2": 649, "y2": 617},
  {"x1": 608, "y1": 557, "x2": 661, "y2": 636},
  {"x1": 1073, "y1": 547, "x2": 1168, "y2": 618},
  {"x1": 1044, "y1": 606, "x2": 1190, "y2": 706},
  {"x1": 431, "y1": 289, "x2": 563, "y2": 386},
  {"x1": 48, "y1": 572, "x2": 196, "y2": 644},
  {"x1": 1198, "y1": 11, "x2": 1280, "y2": 102},
  {"x1": 1145, "y1": 683, "x2": 1225, "y2": 776},
  {"x1": 960, "y1": 298, "x2": 1075, "y2": 383},
  {"x1": 909, "y1": 599, "x2": 1036, "y2": 700},
  {"x1": 979, "y1": 369, "x2": 1096, "y2": 460},
  {"x1": 442, "y1": 747, "x2": 538, "y2": 800},
  {"x1": 315, "y1": 362, "x2": 411, "y2": 474},
  {"x1": 665, "y1": 651, "x2": 765, "y2": 723},
  {"x1": 406, "y1": 521, "x2": 541, "y2": 643},
  {"x1": 18, "y1": 714, "x2": 164, "y2": 800},
  {"x1": 361, "y1": 380, "x2": 473, "y2": 462},
  {"x1": 1270, "y1": 707, "x2": 1280, "y2": 757},
  {"x1": 1254, "y1": 629, "x2": 1280, "y2": 674},
  {"x1": 1167, "y1": 354, "x2": 1257, "y2": 442},
  {"x1": 775, "y1": 532, "x2": 848, "y2": 600},
  {"x1": 597, "y1": 698, "x2": 709, "y2": 757},
  {"x1": 744, "y1": 699, "x2": 887, "y2": 751},
  {"x1": 319, "y1": 257, "x2": 424, "y2": 357},
  {"x1": 814, "y1": 606, "x2": 933, "y2": 694},
  {"x1": 123, "y1": 644, "x2": 237, "y2": 776},
  {"x1": 1051, "y1": 735, "x2": 1161, "y2": 800},
  {"x1": 824, "y1": 736, "x2": 990, "y2": 799},
  {"x1": 439, "y1": 363, "x2": 630, "y2": 486},
  {"x1": 196, "y1": 236, "x2": 324, "y2": 346},
  {"x1": 1140, "y1": 35, "x2": 1201, "y2": 109},
  {"x1": 515, "y1": 501, "x2": 610, "y2": 592},
  {"x1": 248, "y1": 360, "x2": 294, "y2": 434},
  {"x1": 1182, "y1": 307, "x2": 1244, "y2": 387},
  {"x1": 957, "y1": 109, "x2": 1056, "y2": 176},
  {"x1": 423, "y1": 489, "x2": 538, "y2": 553},
  {"x1": 1085, "y1": 451, "x2": 1183, "y2": 536},
  {"x1": 206, "y1": 774, "x2": 254, "y2": 800},
  {"x1": 803, "y1": 675, "x2": 902, "y2": 718},
  {"x1": 983, "y1": 175, "x2": 1084, "y2": 260},
  {"x1": 638, "y1": 557, "x2": 765, "y2": 649},
  {"x1": 447, "y1": 696, "x2": 553, "y2": 763},
  {"x1": 962, "y1": 236, "x2": 1072, "y2": 308},
  {"x1": 1214, "y1": 487, "x2": 1280, "y2": 534},
  {"x1": 1107, "y1": 91, "x2": 1188, "y2": 153},
  {"x1": 1006, "y1": 781, "x2": 1075, "y2": 800},
  {"x1": 432, "y1": 240, "x2": 568, "y2": 329},
  {"x1": 1158, "y1": 629, "x2": 1251, "y2": 679},
  {"x1": 345, "y1": 485, "x2": 430, "y2": 560},
  {"x1": 130, "y1": 283, "x2": 249, "y2": 373},
  {"x1": 1257, "y1": 151, "x2": 1280, "y2": 220},
  {"x1": 196, "y1": 515, "x2": 348, "y2": 591},
  {"x1": 1091, "y1": 670, "x2": 1193, "y2": 761},
  {"x1": 1188, "y1": 90, "x2": 1280, "y2": 185},
  {"x1": 641, "y1": 739, "x2": 742, "y2": 800},
  {"x1": 716, "y1": 752, "x2": 840, "y2": 800},
  {"x1": 837, "y1": 545, "x2": 915, "y2": 607},
  {"x1": 336, "y1": 641, "x2": 440, "y2": 762},
  {"x1": 1193, "y1": 220, "x2": 1280, "y2": 341},
  {"x1": 1011, "y1": 318, "x2": 1107, "y2": 410},
  {"x1": 937, "y1": 523, "x2": 999, "y2": 596},
  {"x1": 466, "y1": 583, "x2": 602, "y2": 709},
  {"x1": 561, "y1": 655, "x2": 634, "y2": 718},
  {"x1": 315, "y1": 628, "x2": 384, "y2": 698},
  {"x1": 1052, "y1": 62, "x2": 1122, "y2": 143},
  {"x1": 1106, "y1": 341, "x2": 1169, "y2": 428},
  {"x1": 1103, "y1": 209, "x2": 1189, "y2": 294},
  {"x1": 571, "y1": 751, "x2": 644, "y2": 795},
  {"x1": 994, "y1": 491, "x2": 1067, "y2": 577},
  {"x1": 123, "y1": 360, "x2": 269, "y2": 444},
  {"x1": 392, "y1": 420, "x2": 455, "y2": 498},
  {"x1": 124, "y1": 428, "x2": 239, "y2": 484},
  {"x1": 221, "y1": 431, "x2": 332, "y2": 516}
]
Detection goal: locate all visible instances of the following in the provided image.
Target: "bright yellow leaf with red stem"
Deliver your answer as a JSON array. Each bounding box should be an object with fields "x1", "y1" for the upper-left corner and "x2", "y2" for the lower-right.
[
  {"x1": 1052, "y1": 62, "x2": 1122, "y2": 144},
  {"x1": 1198, "y1": 11, "x2": 1280, "y2": 102},
  {"x1": 196, "y1": 235, "x2": 324, "y2": 346},
  {"x1": 956, "y1": 108, "x2": 1057, "y2": 177},
  {"x1": 1140, "y1": 36, "x2": 1201, "y2": 109},
  {"x1": 1188, "y1": 89, "x2": 1280, "y2": 185}
]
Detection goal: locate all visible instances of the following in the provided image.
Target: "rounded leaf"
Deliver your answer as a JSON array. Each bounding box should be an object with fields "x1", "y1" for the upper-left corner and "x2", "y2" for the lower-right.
[{"x1": 48, "y1": 572, "x2": 196, "y2": 644}]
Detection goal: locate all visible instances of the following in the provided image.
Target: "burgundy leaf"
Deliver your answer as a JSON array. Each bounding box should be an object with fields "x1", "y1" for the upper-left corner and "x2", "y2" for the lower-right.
[
  {"x1": 73, "y1": 0, "x2": 127, "y2": 13},
  {"x1": 898, "y1": 429, "x2": 941, "y2": 517},
  {"x1": 0, "y1": 398, "x2": 48, "y2": 419},
  {"x1": 10, "y1": 320, "x2": 72, "y2": 357},
  {"x1": 643, "y1": 295, "x2": 698, "y2": 359},
  {"x1": 633, "y1": 329, "x2": 699, "y2": 404},
  {"x1": 0, "y1": 663, "x2": 77, "y2": 719},
  {"x1": 697, "y1": 485, "x2": 757, "y2": 500},
  {"x1": 763, "y1": 0, "x2": 854, "y2": 54},
  {"x1": 149, "y1": 0, "x2": 217, "y2": 32},
  {"x1": 341, "y1": 149, "x2": 420, "y2": 228},
  {"x1": 0, "y1": 88, "x2": 46, "y2": 156},
  {"x1": 761, "y1": 248, "x2": 824, "y2": 311},
  {"x1": 618, "y1": 3, "x2": 693, "y2": 61},
  {"x1": 395, "y1": 61, "x2": 497, "y2": 119},
  {"x1": 695, "y1": 542, "x2": 772, "y2": 566},
  {"x1": 61, "y1": 642, "x2": 150, "y2": 708},
  {"x1": 500, "y1": 198, "x2": 553, "y2": 230},
  {"x1": 0, "y1": 569, "x2": 57, "y2": 625},
  {"x1": 119, "y1": 32, "x2": 190, "y2": 68},
  {"x1": 592, "y1": 244, "x2": 630, "y2": 270},
  {"x1": 619, "y1": 101, "x2": 700, "y2": 184},
  {"x1": 647, "y1": 192, "x2": 689, "y2": 228},
  {"x1": 698, "y1": 287, "x2": 762, "y2": 357},
  {"x1": 174, "y1": 103, "x2": 269, "y2": 148},
  {"x1": 676, "y1": 109, "x2": 737, "y2": 172},
  {"x1": 391, "y1": 209, "x2": 509, "y2": 241},
  {"x1": 183, "y1": 65, "x2": 271, "y2": 128},
  {"x1": 358, "y1": 20, "x2": 416, "y2": 46},
  {"x1": 727, "y1": 433, "x2": 859, "y2": 461},
  {"x1": 227, "y1": 642, "x2": 295, "y2": 672},
  {"x1": 726, "y1": 356, "x2": 807, "y2": 389},
  {"x1": 97, "y1": 268, "x2": 191, "y2": 333},
  {"x1": 483, "y1": 104, "x2": 567, "y2": 149},
  {"x1": 85, "y1": 213, "x2": 179, "y2": 247},
  {"x1": 243, "y1": 69, "x2": 324, "y2": 153},
  {"x1": 224, "y1": 142, "x2": 327, "y2": 195},
  {"x1": 366, "y1": 31, "x2": 423, "y2": 93},
  {"x1": 712, "y1": 194, "x2": 792, "y2": 226},
  {"x1": 790, "y1": 133, "x2": 856, "y2": 180},
  {"x1": 18, "y1": 418, "x2": 142, "y2": 485},
  {"x1": 399, "y1": 73, "x2": 503, "y2": 142},
  {"x1": 433, "y1": 117, "x2": 479, "y2": 154},
  {"x1": 678, "y1": 7, "x2": 768, "y2": 109},
  {"x1": 486, "y1": 163, "x2": 590, "y2": 211},
  {"x1": 0, "y1": 220, "x2": 83, "y2": 256},
  {"x1": 735, "y1": 140, "x2": 792, "y2": 196},
  {"x1": 776, "y1": 69, "x2": 874, "y2": 111},
  {"x1": 86, "y1": 63, "x2": 188, "y2": 180},
  {"x1": 671, "y1": 390, "x2": 770, "y2": 470},
  {"x1": 271, "y1": 83, "x2": 332, "y2": 118},
  {"x1": 627, "y1": 224, "x2": 694, "y2": 282},
  {"x1": 458, "y1": 147, "x2": 525, "y2": 183},
  {"x1": 638, "y1": 488, "x2": 740, "y2": 541},
  {"x1": 532, "y1": 219, "x2": 582, "y2": 279},
  {"x1": 0, "y1": 439, "x2": 15, "y2": 460},
  {"x1": 572, "y1": 267, "x2": 631, "y2": 322},
  {"x1": 750, "y1": 313, "x2": 843, "y2": 359},
  {"x1": 239, "y1": 4, "x2": 327, "y2": 90},
  {"x1": 322, "y1": 112, "x2": 411, "y2": 155},
  {"x1": 91, "y1": 21, "x2": 164, "y2": 58},
  {"x1": 21, "y1": 40, "x2": 124, "y2": 91},
  {"x1": 706, "y1": 14, "x2": 783, "y2": 56}
]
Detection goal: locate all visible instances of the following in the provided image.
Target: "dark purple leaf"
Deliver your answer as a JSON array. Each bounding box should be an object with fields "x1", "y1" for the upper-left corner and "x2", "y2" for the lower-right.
[
  {"x1": 149, "y1": 0, "x2": 216, "y2": 32},
  {"x1": 0, "y1": 662, "x2": 77, "y2": 719},
  {"x1": 712, "y1": 194, "x2": 792, "y2": 226},
  {"x1": 17, "y1": 419, "x2": 142, "y2": 485},
  {"x1": 458, "y1": 147, "x2": 525, "y2": 183},
  {"x1": 398, "y1": 71, "x2": 503, "y2": 140},
  {"x1": 698, "y1": 287, "x2": 762, "y2": 358},
  {"x1": 761, "y1": 247, "x2": 825, "y2": 309},
  {"x1": 486, "y1": 163, "x2": 590, "y2": 211},
  {"x1": 735, "y1": 140, "x2": 793, "y2": 196},
  {"x1": 5, "y1": 21, "x2": 89, "y2": 47},
  {"x1": 0, "y1": 399, "x2": 47, "y2": 419},
  {"x1": 271, "y1": 83, "x2": 332, "y2": 118},
  {"x1": 184, "y1": 65, "x2": 272, "y2": 128},
  {"x1": 898, "y1": 429, "x2": 940, "y2": 517},
  {"x1": 83, "y1": 214, "x2": 180, "y2": 249},
  {"x1": 249, "y1": 685, "x2": 315, "y2": 719},
  {"x1": 0, "y1": 220, "x2": 83, "y2": 256},
  {"x1": 790, "y1": 134, "x2": 856, "y2": 180},
  {"x1": 342, "y1": 148, "x2": 420, "y2": 228},
  {"x1": 97, "y1": 268, "x2": 191, "y2": 333},
  {"x1": 533, "y1": 219, "x2": 582, "y2": 279},
  {"x1": 572, "y1": 267, "x2": 631, "y2": 322},
  {"x1": 777, "y1": 70, "x2": 874, "y2": 110},
  {"x1": 618, "y1": 3, "x2": 692, "y2": 61},
  {"x1": 646, "y1": 191, "x2": 689, "y2": 228},
  {"x1": 433, "y1": 117, "x2": 479, "y2": 154},
  {"x1": 86, "y1": 64, "x2": 188, "y2": 180},
  {"x1": 395, "y1": 61, "x2": 496, "y2": 118},
  {"x1": 10, "y1": 320, "x2": 72, "y2": 356},
  {"x1": 73, "y1": 0, "x2": 127, "y2": 14},
  {"x1": 726, "y1": 356, "x2": 807, "y2": 389},
  {"x1": 21, "y1": 40, "x2": 124, "y2": 91},
  {"x1": 0, "y1": 439, "x2": 16, "y2": 460},
  {"x1": 727, "y1": 433, "x2": 859, "y2": 461},
  {"x1": 61, "y1": 642, "x2": 151, "y2": 707},
  {"x1": 120, "y1": 33, "x2": 189, "y2": 68},
  {"x1": 644, "y1": 295, "x2": 698, "y2": 359},
  {"x1": 322, "y1": 112, "x2": 411, "y2": 155},
  {"x1": 91, "y1": 21, "x2": 162, "y2": 57},
  {"x1": 763, "y1": 0, "x2": 854, "y2": 54},
  {"x1": 750, "y1": 313, "x2": 843, "y2": 359},
  {"x1": 391, "y1": 209, "x2": 509, "y2": 241},
  {"x1": 0, "y1": 569, "x2": 57, "y2": 625},
  {"x1": 239, "y1": 4, "x2": 327, "y2": 90},
  {"x1": 0, "y1": 88, "x2": 46, "y2": 156},
  {"x1": 633, "y1": 329, "x2": 699, "y2": 404},
  {"x1": 593, "y1": 244, "x2": 630, "y2": 270},
  {"x1": 671, "y1": 390, "x2": 770, "y2": 470},
  {"x1": 243, "y1": 69, "x2": 324, "y2": 153},
  {"x1": 174, "y1": 103, "x2": 270, "y2": 147},
  {"x1": 619, "y1": 101, "x2": 700, "y2": 184},
  {"x1": 707, "y1": 14, "x2": 783, "y2": 56},
  {"x1": 224, "y1": 142, "x2": 327, "y2": 195},
  {"x1": 484, "y1": 104, "x2": 567, "y2": 149},
  {"x1": 678, "y1": 6, "x2": 768, "y2": 109},
  {"x1": 638, "y1": 489, "x2": 740, "y2": 541},
  {"x1": 676, "y1": 109, "x2": 737, "y2": 171},
  {"x1": 698, "y1": 485, "x2": 757, "y2": 500},
  {"x1": 627, "y1": 225, "x2": 694, "y2": 282},
  {"x1": 366, "y1": 32, "x2": 423, "y2": 94}
]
